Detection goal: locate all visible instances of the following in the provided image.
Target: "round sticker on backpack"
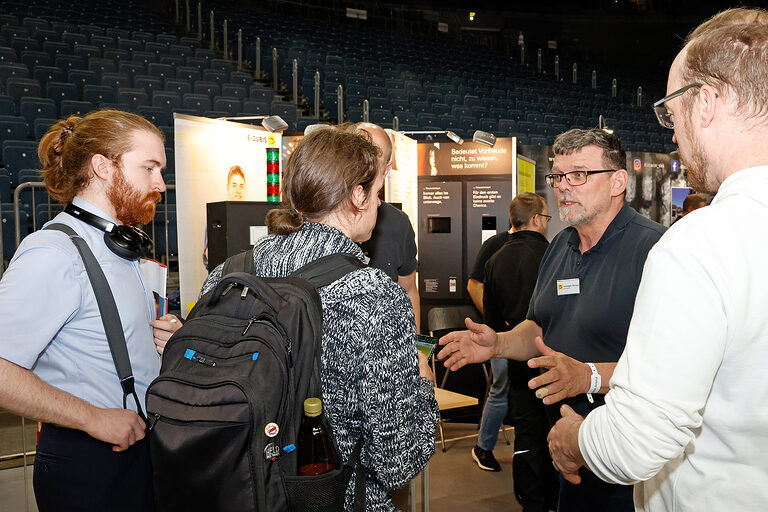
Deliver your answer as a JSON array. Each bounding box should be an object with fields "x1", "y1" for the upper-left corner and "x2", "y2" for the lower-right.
[{"x1": 265, "y1": 422, "x2": 279, "y2": 437}]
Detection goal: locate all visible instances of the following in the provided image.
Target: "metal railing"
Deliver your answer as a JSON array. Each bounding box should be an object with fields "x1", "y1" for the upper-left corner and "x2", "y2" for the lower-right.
[{"x1": 2, "y1": 184, "x2": 177, "y2": 278}]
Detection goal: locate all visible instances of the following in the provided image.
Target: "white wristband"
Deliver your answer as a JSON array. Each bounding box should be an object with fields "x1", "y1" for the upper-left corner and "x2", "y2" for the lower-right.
[{"x1": 586, "y1": 362, "x2": 601, "y2": 404}]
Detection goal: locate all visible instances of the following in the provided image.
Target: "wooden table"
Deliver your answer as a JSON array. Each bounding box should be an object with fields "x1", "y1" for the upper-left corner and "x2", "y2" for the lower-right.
[{"x1": 409, "y1": 387, "x2": 478, "y2": 512}]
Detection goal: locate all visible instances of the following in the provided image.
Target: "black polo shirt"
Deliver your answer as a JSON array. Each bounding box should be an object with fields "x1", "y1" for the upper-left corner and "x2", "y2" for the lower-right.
[
  {"x1": 526, "y1": 203, "x2": 666, "y2": 420},
  {"x1": 361, "y1": 202, "x2": 417, "y2": 282},
  {"x1": 469, "y1": 231, "x2": 512, "y2": 282}
]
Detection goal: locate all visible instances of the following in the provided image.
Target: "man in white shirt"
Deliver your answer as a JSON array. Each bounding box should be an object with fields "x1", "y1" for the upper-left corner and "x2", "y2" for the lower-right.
[{"x1": 547, "y1": 8, "x2": 768, "y2": 511}]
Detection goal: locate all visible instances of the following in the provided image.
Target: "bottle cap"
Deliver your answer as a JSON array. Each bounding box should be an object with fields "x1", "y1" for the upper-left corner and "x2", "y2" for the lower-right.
[{"x1": 303, "y1": 397, "x2": 322, "y2": 417}]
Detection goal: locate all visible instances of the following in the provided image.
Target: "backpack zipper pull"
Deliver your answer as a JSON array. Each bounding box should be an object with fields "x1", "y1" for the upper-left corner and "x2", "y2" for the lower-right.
[
  {"x1": 148, "y1": 413, "x2": 160, "y2": 431},
  {"x1": 221, "y1": 282, "x2": 235, "y2": 296},
  {"x1": 243, "y1": 316, "x2": 257, "y2": 335}
]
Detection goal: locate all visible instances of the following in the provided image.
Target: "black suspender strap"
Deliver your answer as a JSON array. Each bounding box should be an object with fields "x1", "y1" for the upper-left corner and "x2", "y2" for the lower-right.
[{"x1": 45, "y1": 223, "x2": 145, "y2": 420}]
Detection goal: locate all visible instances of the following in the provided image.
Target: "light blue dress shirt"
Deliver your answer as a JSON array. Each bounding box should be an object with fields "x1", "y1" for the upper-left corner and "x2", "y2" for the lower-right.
[{"x1": 0, "y1": 197, "x2": 160, "y2": 412}]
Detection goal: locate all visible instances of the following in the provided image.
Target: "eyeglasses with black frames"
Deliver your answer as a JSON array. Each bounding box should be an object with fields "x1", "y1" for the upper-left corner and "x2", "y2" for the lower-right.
[
  {"x1": 544, "y1": 170, "x2": 616, "y2": 188},
  {"x1": 537, "y1": 213, "x2": 552, "y2": 223},
  {"x1": 652, "y1": 83, "x2": 703, "y2": 129}
]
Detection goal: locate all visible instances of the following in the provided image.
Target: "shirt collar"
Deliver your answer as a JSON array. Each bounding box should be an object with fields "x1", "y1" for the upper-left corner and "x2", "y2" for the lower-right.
[
  {"x1": 509, "y1": 230, "x2": 549, "y2": 244},
  {"x1": 71, "y1": 196, "x2": 119, "y2": 225},
  {"x1": 711, "y1": 166, "x2": 768, "y2": 207},
  {"x1": 565, "y1": 203, "x2": 636, "y2": 254}
]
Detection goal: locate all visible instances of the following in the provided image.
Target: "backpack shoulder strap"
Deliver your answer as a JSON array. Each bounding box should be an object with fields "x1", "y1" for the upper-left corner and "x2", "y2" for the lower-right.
[
  {"x1": 221, "y1": 248, "x2": 254, "y2": 276},
  {"x1": 292, "y1": 253, "x2": 365, "y2": 288}
]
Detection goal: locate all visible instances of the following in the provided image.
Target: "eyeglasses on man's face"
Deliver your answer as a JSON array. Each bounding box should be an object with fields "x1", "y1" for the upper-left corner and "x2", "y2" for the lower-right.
[
  {"x1": 536, "y1": 213, "x2": 552, "y2": 223},
  {"x1": 544, "y1": 170, "x2": 616, "y2": 188},
  {"x1": 652, "y1": 82, "x2": 703, "y2": 129}
]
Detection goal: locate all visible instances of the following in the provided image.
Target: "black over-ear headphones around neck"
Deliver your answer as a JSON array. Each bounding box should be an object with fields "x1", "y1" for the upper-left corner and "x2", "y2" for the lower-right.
[{"x1": 64, "y1": 203, "x2": 153, "y2": 260}]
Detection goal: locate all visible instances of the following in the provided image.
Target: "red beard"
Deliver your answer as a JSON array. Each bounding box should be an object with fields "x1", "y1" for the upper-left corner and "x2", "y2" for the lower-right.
[{"x1": 107, "y1": 166, "x2": 162, "y2": 226}]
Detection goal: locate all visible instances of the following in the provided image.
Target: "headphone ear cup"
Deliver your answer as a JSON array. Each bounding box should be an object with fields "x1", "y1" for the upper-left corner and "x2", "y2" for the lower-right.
[{"x1": 103, "y1": 232, "x2": 140, "y2": 260}]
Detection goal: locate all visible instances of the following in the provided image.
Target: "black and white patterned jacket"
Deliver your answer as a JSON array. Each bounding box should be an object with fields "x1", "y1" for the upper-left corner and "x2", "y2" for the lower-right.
[{"x1": 202, "y1": 222, "x2": 439, "y2": 511}]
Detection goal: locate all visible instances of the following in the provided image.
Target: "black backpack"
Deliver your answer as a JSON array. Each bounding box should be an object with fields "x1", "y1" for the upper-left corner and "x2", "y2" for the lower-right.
[{"x1": 146, "y1": 251, "x2": 366, "y2": 512}]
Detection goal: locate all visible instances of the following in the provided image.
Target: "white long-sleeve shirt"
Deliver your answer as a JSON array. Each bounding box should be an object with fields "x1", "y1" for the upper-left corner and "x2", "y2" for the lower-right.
[{"x1": 578, "y1": 166, "x2": 768, "y2": 511}]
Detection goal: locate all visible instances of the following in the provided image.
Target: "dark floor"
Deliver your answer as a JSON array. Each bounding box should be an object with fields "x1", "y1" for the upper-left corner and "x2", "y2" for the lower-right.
[{"x1": 0, "y1": 420, "x2": 522, "y2": 512}]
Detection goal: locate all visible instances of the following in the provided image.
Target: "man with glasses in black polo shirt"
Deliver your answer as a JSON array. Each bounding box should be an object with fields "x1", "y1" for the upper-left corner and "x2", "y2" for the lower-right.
[{"x1": 438, "y1": 128, "x2": 665, "y2": 511}]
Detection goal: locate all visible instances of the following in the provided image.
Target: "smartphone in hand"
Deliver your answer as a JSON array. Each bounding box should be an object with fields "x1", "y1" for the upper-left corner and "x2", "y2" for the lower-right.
[{"x1": 416, "y1": 334, "x2": 439, "y2": 359}]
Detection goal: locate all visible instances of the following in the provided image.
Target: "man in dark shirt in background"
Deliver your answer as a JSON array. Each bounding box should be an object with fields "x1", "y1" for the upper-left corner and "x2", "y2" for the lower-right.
[
  {"x1": 476, "y1": 192, "x2": 559, "y2": 511},
  {"x1": 440, "y1": 128, "x2": 665, "y2": 511},
  {"x1": 467, "y1": 228, "x2": 511, "y2": 315}
]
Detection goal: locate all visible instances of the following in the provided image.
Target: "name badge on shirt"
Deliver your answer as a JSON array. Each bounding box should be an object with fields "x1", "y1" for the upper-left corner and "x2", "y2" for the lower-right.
[{"x1": 557, "y1": 278, "x2": 580, "y2": 296}]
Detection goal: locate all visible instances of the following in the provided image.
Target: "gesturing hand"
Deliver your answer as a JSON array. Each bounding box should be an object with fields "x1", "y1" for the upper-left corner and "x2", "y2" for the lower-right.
[
  {"x1": 436, "y1": 318, "x2": 497, "y2": 372},
  {"x1": 527, "y1": 336, "x2": 590, "y2": 405}
]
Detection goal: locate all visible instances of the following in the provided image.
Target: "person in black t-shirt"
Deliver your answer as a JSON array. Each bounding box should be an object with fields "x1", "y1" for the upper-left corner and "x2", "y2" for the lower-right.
[
  {"x1": 467, "y1": 230, "x2": 511, "y2": 314},
  {"x1": 353, "y1": 123, "x2": 421, "y2": 331}
]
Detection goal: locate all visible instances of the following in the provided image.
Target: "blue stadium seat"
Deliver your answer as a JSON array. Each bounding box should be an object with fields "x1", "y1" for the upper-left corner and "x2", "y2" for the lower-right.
[
  {"x1": 20, "y1": 97, "x2": 56, "y2": 126},
  {"x1": 202, "y1": 69, "x2": 227, "y2": 84},
  {"x1": 88, "y1": 57, "x2": 116, "y2": 75},
  {"x1": 104, "y1": 48, "x2": 130, "y2": 62},
  {"x1": 176, "y1": 66, "x2": 201, "y2": 82},
  {"x1": 132, "y1": 31, "x2": 154, "y2": 43},
  {"x1": 184, "y1": 57, "x2": 206, "y2": 70},
  {"x1": 163, "y1": 78, "x2": 191, "y2": 96},
  {"x1": 136, "y1": 106, "x2": 171, "y2": 127},
  {"x1": 193, "y1": 81, "x2": 220, "y2": 98},
  {"x1": 146, "y1": 63, "x2": 174, "y2": 81},
  {"x1": 131, "y1": 51, "x2": 157, "y2": 66},
  {"x1": 6, "y1": 78, "x2": 42, "y2": 102},
  {"x1": 371, "y1": 109, "x2": 392, "y2": 127},
  {"x1": 3, "y1": 141, "x2": 40, "y2": 185},
  {"x1": 221, "y1": 84, "x2": 246, "y2": 99},
  {"x1": 54, "y1": 54, "x2": 86, "y2": 71},
  {"x1": 0, "y1": 63, "x2": 30, "y2": 84},
  {"x1": 209, "y1": 59, "x2": 233, "y2": 73},
  {"x1": 144, "y1": 42, "x2": 167, "y2": 56},
  {"x1": 41, "y1": 41, "x2": 68, "y2": 59},
  {"x1": 0, "y1": 96, "x2": 14, "y2": 116},
  {"x1": 32, "y1": 65, "x2": 65, "y2": 88},
  {"x1": 2, "y1": 208, "x2": 29, "y2": 260},
  {"x1": 0, "y1": 47, "x2": 17, "y2": 64},
  {"x1": 60, "y1": 100, "x2": 94, "y2": 117},
  {"x1": 20, "y1": 50, "x2": 51, "y2": 67},
  {"x1": 228, "y1": 72, "x2": 253, "y2": 88},
  {"x1": 134, "y1": 75, "x2": 163, "y2": 95},
  {"x1": 101, "y1": 72, "x2": 131, "y2": 89},
  {"x1": 169, "y1": 45, "x2": 192, "y2": 58},
  {"x1": 73, "y1": 45, "x2": 101, "y2": 61},
  {"x1": 0, "y1": 116, "x2": 29, "y2": 143},
  {"x1": 182, "y1": 94, "x2": 211, "y2": 115},
  {"x1": 432, "y1": 103, "x2": 450, "y2": 117},
  {"x1": 270, "y1": 102, "x2": 297, "y2": 125},
  {"x1": 33, "y1": 118, "x2": 57, "y2": 139},
  {"x1": 0, "y1": 172, "x2": 10, "y2": 203},
  {"x1": 213, "y1": 97, "x2": 241, "y2": 116},
  {"x1": 156, "y1": 34, "x2": 178, "y2": 46},
  {"x1": 11, "y1": 38, "x2": 38, "y2": 54},
  {"x1": 117, "y1": 88, "x2": 150, "y2": 111},
  {"x1": 118, "y1": 61, "x2": 145, "y2": 78},
  {"x1": 249, "y1": 86, "x2": 274, "y2": 103},
  {"x1": 117, "y1": 39, "x2": 142, "y2": 53},
  {"x1": 152, "y1": 91, "x2": 182, "y2": 112},
  {"x1": 83, "y1": 84, "x2": 117, "y2": 104},
  {"x1": 241, "y1": 99, "x2": 269, "y2": 115},
  {"x1": 46, "y1": 82, "x2": 78, "y2": 104}
]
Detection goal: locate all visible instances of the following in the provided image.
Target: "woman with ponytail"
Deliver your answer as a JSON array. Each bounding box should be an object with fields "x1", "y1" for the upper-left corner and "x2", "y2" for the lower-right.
[{"x1": 156, "y1": 128, "x2": 439, "y2": 511}]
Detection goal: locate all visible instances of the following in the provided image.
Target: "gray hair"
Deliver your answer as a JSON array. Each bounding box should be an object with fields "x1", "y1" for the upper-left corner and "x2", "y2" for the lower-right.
[{"x1": 552, "y1": 128, "x2": 627, "y2": 171}]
